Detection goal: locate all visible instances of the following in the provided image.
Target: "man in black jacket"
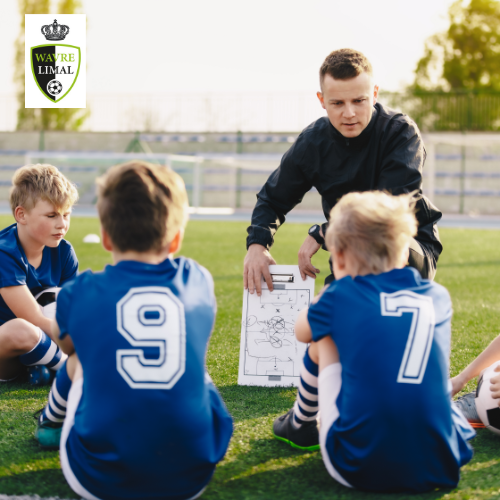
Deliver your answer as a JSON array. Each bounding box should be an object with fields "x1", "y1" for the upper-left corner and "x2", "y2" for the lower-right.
[{"x1": 244, "y1": 49, "x2": 442, "y2": 295}]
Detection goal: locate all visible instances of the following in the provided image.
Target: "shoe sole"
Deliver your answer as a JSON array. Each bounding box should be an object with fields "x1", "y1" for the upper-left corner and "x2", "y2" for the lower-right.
[{"x1": 273, "y1": 432, "x2": 320, "y2": 451}]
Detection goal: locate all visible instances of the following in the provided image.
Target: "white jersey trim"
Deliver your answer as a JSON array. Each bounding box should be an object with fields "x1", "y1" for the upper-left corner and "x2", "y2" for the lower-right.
[
  {"x1": 318, "y1": 363, "x2": 353, "y2": 489},
  {"x1": 60, "y1": 376, "x2": 102, "y2": 500}
]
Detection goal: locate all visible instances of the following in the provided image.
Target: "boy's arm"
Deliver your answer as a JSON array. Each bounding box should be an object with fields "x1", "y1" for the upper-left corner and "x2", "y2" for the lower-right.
[
  {"x1": 51, "y1": 319, "x2": 75, "y2": 355},
  {"x1": 451, "y1": 334, "x2": 500, "y2": 396},
  {"x1": 295, "y1": 308, "x2": 312, "y2": 343},
  {"x1": 295, "y1": 286, "x2": 330, "y2": 344},
  {"x1": 0, "y1": 285, "x2": 53, "y2": 336}
]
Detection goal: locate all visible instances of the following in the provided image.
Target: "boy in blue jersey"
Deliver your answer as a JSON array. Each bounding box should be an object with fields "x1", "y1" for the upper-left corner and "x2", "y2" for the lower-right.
[
  {"x1": 452, "y1": 334, "x2": 500, "y2": 425},
  {"x1": 0, "y1": 164, "x2": 78, "y2": 383},
  {"x1": 35, "y1": 161, "x2": 233, "y2": 500},
  {"x1": 273, "y1": 191, "x2": 475, "y2": 492}
]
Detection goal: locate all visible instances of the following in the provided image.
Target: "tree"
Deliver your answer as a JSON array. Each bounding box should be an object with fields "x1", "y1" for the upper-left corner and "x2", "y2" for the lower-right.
[
  {"x1": 15, "y1": 0, "x2": 89, "y2": 131},
  {"x1": 414, "y1": 0, "x2": 500, "y2": 91}
]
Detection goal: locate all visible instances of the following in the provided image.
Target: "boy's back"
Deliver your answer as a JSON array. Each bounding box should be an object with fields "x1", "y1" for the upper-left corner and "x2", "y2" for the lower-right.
[
  {"x1": 309, "y1": 267, "x2": 474, "y2": 492},
  {"x1": 57, "y1": 256, "x2": 233, "y2": 500}
]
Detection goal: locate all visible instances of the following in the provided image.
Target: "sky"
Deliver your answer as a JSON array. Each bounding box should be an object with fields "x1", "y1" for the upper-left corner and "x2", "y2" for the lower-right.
[{"x1": 0, "y1": 0, "x2": 456, "y2": 95}]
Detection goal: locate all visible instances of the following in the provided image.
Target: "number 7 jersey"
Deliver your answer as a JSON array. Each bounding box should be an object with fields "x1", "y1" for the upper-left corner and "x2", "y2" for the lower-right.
[
  {"x1": 55, "y1": 257, "x2": 233, "y2": 500},
  {"x1": 308, "y1": 267, "x2": 474, "y2": 492}
]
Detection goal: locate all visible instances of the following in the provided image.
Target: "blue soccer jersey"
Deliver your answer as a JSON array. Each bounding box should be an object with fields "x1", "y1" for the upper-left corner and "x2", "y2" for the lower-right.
[
  {"x1": 56, "y1": 257, "x2": 233, "y2": 500},
  {"x1": 308, "y1": 267, "x2": 474, "y2": 492},
  {"x1": 0, "y1": 223, "x2": 78, "y2": 325}
]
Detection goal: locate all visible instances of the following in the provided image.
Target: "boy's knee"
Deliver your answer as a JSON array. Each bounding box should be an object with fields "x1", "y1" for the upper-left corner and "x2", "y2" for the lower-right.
[{"x1": 0, "y1": 319, "x2": 40, "y2": 354}]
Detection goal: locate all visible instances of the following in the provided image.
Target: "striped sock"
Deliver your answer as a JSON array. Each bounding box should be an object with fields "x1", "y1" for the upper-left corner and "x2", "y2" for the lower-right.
[
  {"x1": 292, "y1": 347, "x2": 319, "y2": 429},
  {"x1": 19, "y1": 328, "x2": 67, "y2": 371},
  {"x1": 39, "y1": 360, "x2": 71, "y2": 425}
]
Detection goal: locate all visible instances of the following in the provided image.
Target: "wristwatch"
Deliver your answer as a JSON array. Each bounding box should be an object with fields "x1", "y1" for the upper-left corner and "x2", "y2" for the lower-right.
[{"x1": 308, "y1": 224, "x2": 324, "y2": 245}]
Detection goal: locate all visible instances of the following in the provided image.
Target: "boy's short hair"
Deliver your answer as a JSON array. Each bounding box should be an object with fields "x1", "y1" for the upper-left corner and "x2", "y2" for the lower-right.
[
  {"x1": 320, "y1": 49, "x2": 373, "y2": 86},
  {"x1": 96, "y1": 161, "x2": 188, "y2": 253},
  {"x1": 10, "y1": 163, "x2": 78, "y2": 214},
  {"x1": 325, "y1": 191, "x2": 417, "y2": 275}
]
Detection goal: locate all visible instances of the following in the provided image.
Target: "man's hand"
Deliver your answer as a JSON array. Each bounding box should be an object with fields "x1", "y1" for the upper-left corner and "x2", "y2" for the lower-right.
[
  {"x1": 243, "y1": 244, "x2": 276, "y2": 296},
  {"x1": 298, "y1": 235, "x2": 321, "y2": 280},
  {"x1": 491, "y1": 365, "x2": 500, "y2": 404}
]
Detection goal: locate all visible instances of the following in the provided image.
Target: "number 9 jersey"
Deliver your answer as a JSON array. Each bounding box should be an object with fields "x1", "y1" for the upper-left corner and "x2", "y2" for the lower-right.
[
  {"x1": 55, "y1": 257, "x2": 233, "y2": 500},
  {"x1": 308, "y1": 267, "x2": 475, "y2": 492}
]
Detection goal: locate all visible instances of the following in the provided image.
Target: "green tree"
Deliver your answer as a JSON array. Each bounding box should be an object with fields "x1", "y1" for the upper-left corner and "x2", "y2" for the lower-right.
[
  {"x1": 414, "y1": 0, "x2": 500, "y2": 91},
  {"x1": 15, "y1": 0, "x2": 88, "y2": 131}
]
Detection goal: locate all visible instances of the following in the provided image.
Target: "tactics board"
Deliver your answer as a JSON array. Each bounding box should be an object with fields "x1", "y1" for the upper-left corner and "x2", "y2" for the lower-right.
[{"x1": 238, "y1": 265, "x2": 315, "y2": 387}]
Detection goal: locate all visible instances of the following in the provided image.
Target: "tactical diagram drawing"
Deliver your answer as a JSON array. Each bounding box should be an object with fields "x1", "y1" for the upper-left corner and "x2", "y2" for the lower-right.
[{"x1": 240, "y1": 289, "x2": 311, "y2": 385}]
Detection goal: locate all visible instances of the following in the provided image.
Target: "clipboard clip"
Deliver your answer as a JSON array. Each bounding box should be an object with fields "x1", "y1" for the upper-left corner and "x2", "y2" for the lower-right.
[{"x1": 271, "y1": 274, "x2": 294, "y2": 283}]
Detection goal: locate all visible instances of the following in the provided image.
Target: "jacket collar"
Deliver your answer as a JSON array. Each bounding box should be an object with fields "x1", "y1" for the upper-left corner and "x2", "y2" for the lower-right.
[{"x1": 329, "y1": 103, "x2": 379, "y2": 149}]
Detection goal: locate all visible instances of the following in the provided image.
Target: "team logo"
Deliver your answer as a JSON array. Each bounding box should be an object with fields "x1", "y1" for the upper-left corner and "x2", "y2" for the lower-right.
[{"x1": 30, "y1": 20, "x2": 81, "y2": 103}]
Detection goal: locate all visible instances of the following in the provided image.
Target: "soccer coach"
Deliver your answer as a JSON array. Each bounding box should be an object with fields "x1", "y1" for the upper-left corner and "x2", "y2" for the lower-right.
[{"x1": 243, "y1": 49, "x2": 442, "y2": 294}]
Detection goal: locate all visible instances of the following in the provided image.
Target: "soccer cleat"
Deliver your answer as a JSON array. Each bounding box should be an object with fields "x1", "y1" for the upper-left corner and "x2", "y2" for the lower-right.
[
  {"x1": 453, "y1": 391, "x2": 485, "y2": 427},
  {"x1": 34, "y1": 409, "x2": 62, "y2": 449},
  {"x1": 28, "y1": 365, "x2": 55, "y2": 386},
  {"x1": 273, "y1": 409, "x2": 320, "y2": 451}
]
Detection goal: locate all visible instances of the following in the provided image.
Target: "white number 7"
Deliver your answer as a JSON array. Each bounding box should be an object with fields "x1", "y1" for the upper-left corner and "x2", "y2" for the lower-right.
[{"x1": 381, "y1": 291, "x2": 435, "y2": 385}]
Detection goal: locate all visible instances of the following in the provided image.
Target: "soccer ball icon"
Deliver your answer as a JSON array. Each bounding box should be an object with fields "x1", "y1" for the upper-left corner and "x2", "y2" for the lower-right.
[
  {"x1": 475, "y1": 360, "x2": 500, "y2": 435},
  {"x1": 47, "y1": 79, "x2": 63, "y2": 96}
]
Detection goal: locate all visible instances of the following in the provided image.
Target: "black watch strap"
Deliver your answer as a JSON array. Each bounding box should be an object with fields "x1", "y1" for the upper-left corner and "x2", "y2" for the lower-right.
[{"x1": 308, "y1": 224, "x2": 324, "y2": 245}]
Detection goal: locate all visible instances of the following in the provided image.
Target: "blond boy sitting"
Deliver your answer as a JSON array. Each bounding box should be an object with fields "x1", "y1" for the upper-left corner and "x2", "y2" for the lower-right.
[
  {"x1": 273, "y1": 191, "x2": 475, "y2": 492},
  {"x1": 0, "y1": 164, "x2": 78, "y2": 383}
]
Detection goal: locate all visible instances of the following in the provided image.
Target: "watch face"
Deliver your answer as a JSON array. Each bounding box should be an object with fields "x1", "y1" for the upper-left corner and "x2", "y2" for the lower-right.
[{"x1": 309, "y1": 225, "x2": 318, "y2": 234}]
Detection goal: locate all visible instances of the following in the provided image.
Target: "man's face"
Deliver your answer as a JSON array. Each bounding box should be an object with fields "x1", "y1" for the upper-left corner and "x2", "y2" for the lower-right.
[
  {"x1": 317, "y1": 72, "x2": 379, "y2": 138},
  {"x1": 22, "y1": 199, "x2": 71, "y2": 248}
]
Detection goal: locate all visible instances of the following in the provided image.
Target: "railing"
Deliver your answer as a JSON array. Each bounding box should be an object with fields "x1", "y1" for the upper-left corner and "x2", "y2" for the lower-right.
[
  {"x1": 1, "y1": 141, "x2": 500, "y2": 215},
  {"x1": 3, "y1": 91, "x2": 500, "y2": 133}
]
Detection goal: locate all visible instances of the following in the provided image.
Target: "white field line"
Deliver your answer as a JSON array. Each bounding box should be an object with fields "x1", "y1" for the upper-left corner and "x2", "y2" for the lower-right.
[{"x1": 0, "y1": 496, "x2": 80, "y2": 500}]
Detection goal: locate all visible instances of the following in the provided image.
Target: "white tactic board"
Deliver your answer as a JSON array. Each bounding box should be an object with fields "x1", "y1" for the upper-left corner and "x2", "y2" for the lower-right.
[{"x1": 238, "y1": 265, "x2": 315, "y2": 387}]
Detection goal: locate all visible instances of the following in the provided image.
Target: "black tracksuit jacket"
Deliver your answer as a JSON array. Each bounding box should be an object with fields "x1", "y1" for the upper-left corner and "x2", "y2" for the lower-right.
[{"x1": 246, "y1": 103, "x2": 443, "y2": 273}]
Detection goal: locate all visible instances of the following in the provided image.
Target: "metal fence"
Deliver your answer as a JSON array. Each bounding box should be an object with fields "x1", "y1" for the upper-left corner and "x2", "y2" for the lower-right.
[
  {"x1": 383, "y1": 91, "x2": 500, "y2": 132},
  {"x1": 3, "y1": 91, "x2": 500, "y2": 133},
  {"x1": 2, "y1": 138, "x2": 500, "y2": 215}
]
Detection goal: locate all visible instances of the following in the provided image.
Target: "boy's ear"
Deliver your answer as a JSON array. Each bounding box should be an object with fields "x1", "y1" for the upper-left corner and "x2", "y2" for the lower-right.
[
  {"x1": 14, "y1": 206, "x2": 28, "y2": 224},
  {"x1": 100, "y1": 227, "x2": 113, "y2": 252},
  {"x1": 167, "y1": 229, "x2": 184, "y2": 256},
  {"x1": 333, "y1": 247, "x2": 346, "y2": 270}
]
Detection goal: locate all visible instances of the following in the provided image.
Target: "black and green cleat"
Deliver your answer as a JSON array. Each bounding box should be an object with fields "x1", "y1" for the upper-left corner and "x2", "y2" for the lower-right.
[
  {"x1": 273, "y1": 409, "x2": 320, "y2": 451},
  {"x1": 34, "y1": 409, "x2": 62, "y2": 450}
]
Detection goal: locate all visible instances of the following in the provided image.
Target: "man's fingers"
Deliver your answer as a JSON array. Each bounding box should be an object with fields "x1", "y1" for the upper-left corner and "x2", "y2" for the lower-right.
[
  {"x1": 243, "y1": 266, "x2": 248, "y2": 290},
  {"x1": 262, "y1": 267, "x2": 273, "y2": 294},
  {"x1": 247, "y1": 268, "x2": 255, "y2": 294}
]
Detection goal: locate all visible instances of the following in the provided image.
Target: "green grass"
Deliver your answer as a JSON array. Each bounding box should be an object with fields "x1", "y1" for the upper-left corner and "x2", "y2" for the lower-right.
[{"x1": 1, "y1": 215, "x2": 500, "y2": 499}]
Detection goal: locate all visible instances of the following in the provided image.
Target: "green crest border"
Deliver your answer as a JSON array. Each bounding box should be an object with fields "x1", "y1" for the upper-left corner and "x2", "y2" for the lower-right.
[{"x1": 30, "y1": 44, "x2": 81, "y2": 103}]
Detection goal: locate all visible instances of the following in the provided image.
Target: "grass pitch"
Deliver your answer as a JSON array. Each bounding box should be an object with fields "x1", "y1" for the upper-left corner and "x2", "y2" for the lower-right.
[{"x1": 1, "y1": 215, "x2": 500, "y2": 500}]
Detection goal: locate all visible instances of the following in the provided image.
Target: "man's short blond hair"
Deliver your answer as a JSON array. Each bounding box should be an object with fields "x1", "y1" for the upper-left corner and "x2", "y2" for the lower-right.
[
  {"x1": 10, "y1": 164, "x2": 79, "y2": 214},
  {"x1": 96, "y1": 161, "x2": 188, "y2": 253},
  {"x1": 325, "y1": 191, "x2": 418, "y2": 275}
]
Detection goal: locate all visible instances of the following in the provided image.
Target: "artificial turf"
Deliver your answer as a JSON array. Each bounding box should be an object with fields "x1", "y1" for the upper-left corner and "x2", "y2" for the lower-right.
[{"x1": 0, "y1": 215, "x2": 499, "y2": 499}]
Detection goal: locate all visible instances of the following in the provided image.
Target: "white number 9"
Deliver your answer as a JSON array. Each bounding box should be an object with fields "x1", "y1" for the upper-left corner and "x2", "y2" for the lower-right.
[{"x1": 116, "y1": 287, "x2": 186, "y2": 389}]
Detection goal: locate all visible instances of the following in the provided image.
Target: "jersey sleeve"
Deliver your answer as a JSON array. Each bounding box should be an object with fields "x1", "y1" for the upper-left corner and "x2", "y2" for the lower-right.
[
  {"x1": 199, "y1": 264, "x2": 217, "y2": 315},
  {"x1": 0, "y1": 249, "x2": 27, "y2": 289},
  {"x1": 56, "y1": 277, "x2": 78, "y2": 339},
  {"x1": 59, "y1": 242, "x2": 78, "y2": 285},
  {"x1": 308, "y1": 290, "x2": 335, "y2": 342}
]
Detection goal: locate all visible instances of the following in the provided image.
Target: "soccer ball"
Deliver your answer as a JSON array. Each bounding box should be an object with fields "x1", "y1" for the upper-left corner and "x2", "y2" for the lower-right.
[
  {"x1": 476, "y1": 360, "x2": 500, "y2": 435},
  {"x1": 34, "y1": 287, "x2": 61, "y2": 320},
  {"x1": 47, "y1": 79, "x2": 63, "y2": 96}
]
